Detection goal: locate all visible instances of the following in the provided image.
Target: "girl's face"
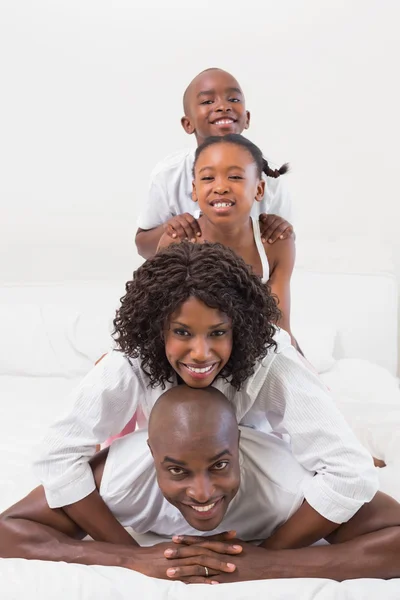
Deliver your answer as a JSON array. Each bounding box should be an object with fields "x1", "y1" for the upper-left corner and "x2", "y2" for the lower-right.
[
  {"x1": 164, "y1": 296, "x2": 233, "y2": 388},
  {"x1": 192, "y1": 143, "x2": 265, "y2": 225}
]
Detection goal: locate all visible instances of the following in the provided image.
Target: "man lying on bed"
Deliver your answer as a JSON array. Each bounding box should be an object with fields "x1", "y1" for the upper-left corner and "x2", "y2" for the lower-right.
[{"x1": 1, "y1": 386, "x2": 400, "y2": 585}]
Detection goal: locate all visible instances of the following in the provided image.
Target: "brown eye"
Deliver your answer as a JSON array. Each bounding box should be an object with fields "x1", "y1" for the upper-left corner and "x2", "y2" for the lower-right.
[{"x1": 213, "y1": 461, "x2": 229, "y2": 471}]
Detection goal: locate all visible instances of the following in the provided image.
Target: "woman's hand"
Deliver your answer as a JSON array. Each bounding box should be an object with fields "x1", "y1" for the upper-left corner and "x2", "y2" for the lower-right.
[{"x1": 163, "y1": 213, "x2": 202, "y2": 242}]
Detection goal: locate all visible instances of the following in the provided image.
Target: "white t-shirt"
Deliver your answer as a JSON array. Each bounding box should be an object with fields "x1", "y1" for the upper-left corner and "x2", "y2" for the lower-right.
[
  {"x1": 137, "y1": 149, "x2": 293, "y2": 230},
  {"x1": 100, "y1": 426, "x2": 312, "y2": 541},
  {"x1": 34, "y1": 329, "x2": 378, "y2": 523}
]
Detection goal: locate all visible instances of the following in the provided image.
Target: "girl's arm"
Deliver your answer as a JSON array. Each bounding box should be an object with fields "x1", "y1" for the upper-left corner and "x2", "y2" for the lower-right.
[
  {"x1": 33, "y1": 351, "x2": 141, "y2": 543},
  {"x1": 264, "y1": 236, "x2": 299, "y2": 349},
  {"x1": 256, "y1": 344, "x2": 379, "y2": 548}
]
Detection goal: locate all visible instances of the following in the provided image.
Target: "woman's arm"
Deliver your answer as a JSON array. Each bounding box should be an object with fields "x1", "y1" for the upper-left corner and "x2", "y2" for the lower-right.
[
  {"x1": 256, "y1": 345, "x2": 379, "y2": 547},
  {"x1": 33, "y1": 351, "x2": 141, "y2": 542}
]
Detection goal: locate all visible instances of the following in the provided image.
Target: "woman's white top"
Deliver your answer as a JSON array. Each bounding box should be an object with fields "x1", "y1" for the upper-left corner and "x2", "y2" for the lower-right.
[
  {"x1": 34, "y1": 329, "x2": 378, "y2": 523},
  {"x1": 100, "y1": 426, "x2": 312, "y2": 541}
]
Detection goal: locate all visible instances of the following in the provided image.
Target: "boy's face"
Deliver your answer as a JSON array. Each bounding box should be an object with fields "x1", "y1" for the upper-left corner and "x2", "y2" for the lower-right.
[
  {"x1": 150, "y1": 419, "x2": 240, "y2": 531},
  {"x1": 182, "y1": 70, "x2": 250, "y2": 145}
]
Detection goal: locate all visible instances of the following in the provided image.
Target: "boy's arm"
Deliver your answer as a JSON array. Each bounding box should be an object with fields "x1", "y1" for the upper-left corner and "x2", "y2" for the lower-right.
[
  {"x1": 136, "y1": 214, "x2": 202, "y2": 259},
  {"x1": 135, "y1": 225, "x2": 166, "y2": 259}
]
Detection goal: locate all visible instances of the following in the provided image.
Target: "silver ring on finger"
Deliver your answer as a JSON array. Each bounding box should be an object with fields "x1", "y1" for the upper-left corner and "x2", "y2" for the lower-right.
[{"x1": 204, "y1": 566, "x2": 209, "y2": 577}]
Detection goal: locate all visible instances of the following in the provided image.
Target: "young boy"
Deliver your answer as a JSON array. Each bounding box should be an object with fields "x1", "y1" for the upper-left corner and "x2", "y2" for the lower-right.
[
  {"x1": 2, "y1": 386, "x2": 400, "y2": 584},
  {"x1": 135, "y1": 68, "x2": 294, "y2": 258}
]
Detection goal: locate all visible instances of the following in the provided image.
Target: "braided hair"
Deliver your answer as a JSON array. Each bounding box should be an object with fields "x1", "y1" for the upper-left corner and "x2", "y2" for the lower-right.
[
  {"x1": 193, "y1": 133, "x2": 289, "y2": 179},
  {"x1": 113, "y1": 242, "x2": 280, "y2": 390}
]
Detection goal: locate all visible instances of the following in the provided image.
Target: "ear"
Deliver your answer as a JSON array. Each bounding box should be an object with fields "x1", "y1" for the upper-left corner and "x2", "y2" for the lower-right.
[
  {"x1": 147, "y1": 439, "x2": 154, "y2": 458},
  {"x1": 181, "y1": 115, "x2": 195, "y2": 135},
  {"x1": 244, "y1": 110, "x2": 251, "y2": 130},
  {"x1": 255, "y1": 179, "x2": 265, "y2": 203},
  {"x1": 192, "y1": 180, "x2": 198, "y2": 203}
]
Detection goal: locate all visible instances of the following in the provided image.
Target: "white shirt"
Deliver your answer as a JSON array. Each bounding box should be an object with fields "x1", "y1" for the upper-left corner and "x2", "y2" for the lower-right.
[
  {"x1": 34, "y1": 330, "x2": 378, "y2": 523},
  {"x1": 136, "y1": 148, "x2": 293, "y2": 230},
  {"x1": 100, "y1": 426, "x2": 312, "y2": 541}
]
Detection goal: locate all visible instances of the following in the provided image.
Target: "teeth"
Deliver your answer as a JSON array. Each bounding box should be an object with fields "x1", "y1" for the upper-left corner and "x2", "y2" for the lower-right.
[
  {"x1": 185, "y1": 364, "x2": 214, "y2": 374},
  {"x1": 191, "y1": 502, "x2": 216, "y2": 512},
  {"x1": 215, "y1": 119, "x2": 234, "y2": 125},
  {"x1": 213, "y1": 202, "x2": 233, "y2": 208}
]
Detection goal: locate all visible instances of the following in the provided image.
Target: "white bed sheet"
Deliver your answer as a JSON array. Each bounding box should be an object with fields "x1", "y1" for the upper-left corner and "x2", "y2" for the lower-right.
[{"x1": 1, "y1": 366, "x2": 400, "y2": 599}]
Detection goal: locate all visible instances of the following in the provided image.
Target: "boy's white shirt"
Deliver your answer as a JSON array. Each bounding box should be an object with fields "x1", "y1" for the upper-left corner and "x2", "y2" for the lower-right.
[{"x1": 137, "y1": 148, "x2": 293, "y2": 230}]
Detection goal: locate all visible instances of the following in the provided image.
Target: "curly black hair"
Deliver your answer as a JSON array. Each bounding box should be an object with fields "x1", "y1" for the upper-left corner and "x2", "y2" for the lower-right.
[{"x1": 113, "y1": 242, "x2": 280, "y2": 390}]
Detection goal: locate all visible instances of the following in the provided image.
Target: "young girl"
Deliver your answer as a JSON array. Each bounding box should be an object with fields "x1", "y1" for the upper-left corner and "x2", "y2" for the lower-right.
[
  {"x1": 34, "y1": 243, "x2": 377, "y2": 551},
  {"x1": 135, "y1": 67, "x2": 293, "y2": 259},
  {"x1": 158, "y1": 134, "x2": 294, "y2": 344}
]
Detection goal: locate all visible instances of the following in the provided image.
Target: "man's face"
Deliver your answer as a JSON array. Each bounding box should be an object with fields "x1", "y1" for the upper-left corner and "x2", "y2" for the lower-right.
[
  {"x1": 182, "y1": 70, "x2": 250, "y2": 145},
  {"x1": 150, "y1": 425, "x2": 240, "y2": 531}
]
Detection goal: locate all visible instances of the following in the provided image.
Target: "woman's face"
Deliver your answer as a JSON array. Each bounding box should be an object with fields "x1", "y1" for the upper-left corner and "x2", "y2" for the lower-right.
[
  {"x1": 192, "y1": 143, "x2": 265, "y2": 225},
  {"x1": 164, "y1": 296, "x2": 233, "y2": 388}
]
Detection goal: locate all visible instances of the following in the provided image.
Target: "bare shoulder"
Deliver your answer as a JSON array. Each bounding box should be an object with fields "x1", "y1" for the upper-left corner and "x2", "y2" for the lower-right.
[{"x1": 263, "y1": 235, "x2": 295, "y2": 272}]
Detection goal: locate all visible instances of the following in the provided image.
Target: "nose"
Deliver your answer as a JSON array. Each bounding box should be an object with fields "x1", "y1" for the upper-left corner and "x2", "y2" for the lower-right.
[
  {"x1": 191, "y1": 336, "x2": 212, "y2": 362},
  {"x1": 186, "y1": 474, "x2": 215, "y2": 504},
  {"x1": 213, "y1": 176, "x2": 230, "y2": 196},
  {"x1": 215, "y1": 97, "x2": 231, "y2": 112}
]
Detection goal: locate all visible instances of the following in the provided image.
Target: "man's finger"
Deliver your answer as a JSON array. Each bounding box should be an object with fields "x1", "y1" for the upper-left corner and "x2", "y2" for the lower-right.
[
  {"x1": 172, "y1": 531, "x2": 236, "y2": 545},
  {"x1": 185, "y1": 577, "x2": 219, "y2": 585},
  {"x1": 165, "y1": 541, "x2": 242, "y2": 558},
  {"x1": 166, "y1": 565, "x2": 219, "y2": 579}
]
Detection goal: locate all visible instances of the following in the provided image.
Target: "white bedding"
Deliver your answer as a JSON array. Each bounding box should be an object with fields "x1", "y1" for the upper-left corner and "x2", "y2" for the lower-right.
[{"x1": 1, "y1": 361, "x2": 400, "y2": 598}]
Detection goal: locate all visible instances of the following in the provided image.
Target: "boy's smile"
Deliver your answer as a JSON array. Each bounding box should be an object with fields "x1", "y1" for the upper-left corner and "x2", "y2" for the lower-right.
[{"x1": 181, "y1": 68, "x2": 250, "y2": 145}]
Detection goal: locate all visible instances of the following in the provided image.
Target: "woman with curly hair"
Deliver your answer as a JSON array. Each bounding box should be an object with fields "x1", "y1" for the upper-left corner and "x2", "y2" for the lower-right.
[
  {"x1": 34, "y1": 242, "x2": 377, "y2": 555},
  {"x1": 157, "y1": 133, "x2": 297, "y2": 347}
]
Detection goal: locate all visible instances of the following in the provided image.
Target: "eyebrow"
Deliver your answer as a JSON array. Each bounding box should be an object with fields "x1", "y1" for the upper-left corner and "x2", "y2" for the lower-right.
[
  {"x1": 162, "y1": 449, "x2": 232, "y2": 467},
  {"x1": 196, "y1": 87, "x2": 242, "y2": 99},
  {"x1": 170, "y1": 320, "x2": 229, "y2": 329},
  {"x1": 198, "y1": 165, "x2": 246, "y2": 174}
]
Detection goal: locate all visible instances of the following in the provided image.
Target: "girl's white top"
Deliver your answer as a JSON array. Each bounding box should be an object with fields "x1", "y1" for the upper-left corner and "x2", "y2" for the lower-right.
[{"x1": 34, "y1": 329, "x2": 378, "y2": 523}]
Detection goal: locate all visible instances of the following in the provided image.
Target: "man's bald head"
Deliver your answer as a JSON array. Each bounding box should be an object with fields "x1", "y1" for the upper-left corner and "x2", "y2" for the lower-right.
[
  {"x1": 148, "y1": 385, "x2": 238, "y2": 449},
  {"x1": 148, "y1": 385, "x2": 241, "y2": 531}
]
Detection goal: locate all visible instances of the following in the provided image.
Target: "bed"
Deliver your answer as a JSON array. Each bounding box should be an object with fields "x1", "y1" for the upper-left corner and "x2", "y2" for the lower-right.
[{"x1": 1, "y1": 240, "x2": 399, "y2": 599}]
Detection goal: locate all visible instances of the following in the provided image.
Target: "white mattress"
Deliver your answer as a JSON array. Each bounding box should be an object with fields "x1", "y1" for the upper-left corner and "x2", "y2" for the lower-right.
[{"x1": 1, "y1": 366, "x2": 400, "y2": 599}]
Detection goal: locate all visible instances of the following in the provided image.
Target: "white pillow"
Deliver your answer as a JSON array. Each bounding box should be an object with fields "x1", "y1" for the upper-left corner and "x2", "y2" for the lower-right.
[
  {"x1": 291, "y1": 322, "x2": 337, "y2": 373},
  {"x1": 320, "y1": 358, "x2": 400, "y2": 405}
]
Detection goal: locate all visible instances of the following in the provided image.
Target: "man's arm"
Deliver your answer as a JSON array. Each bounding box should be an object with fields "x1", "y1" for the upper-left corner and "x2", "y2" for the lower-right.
[
  {"x1": 167, "y1": 492, "x2": 400, "y2": 582},
  {"x1": 0, "y1": 451, "x2": 237, "y2": 582}
]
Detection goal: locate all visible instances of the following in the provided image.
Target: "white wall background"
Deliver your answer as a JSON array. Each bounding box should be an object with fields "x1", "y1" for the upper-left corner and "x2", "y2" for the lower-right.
[{"x1": 0, "y1": 0, "x2": 399, "y2": 286}]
